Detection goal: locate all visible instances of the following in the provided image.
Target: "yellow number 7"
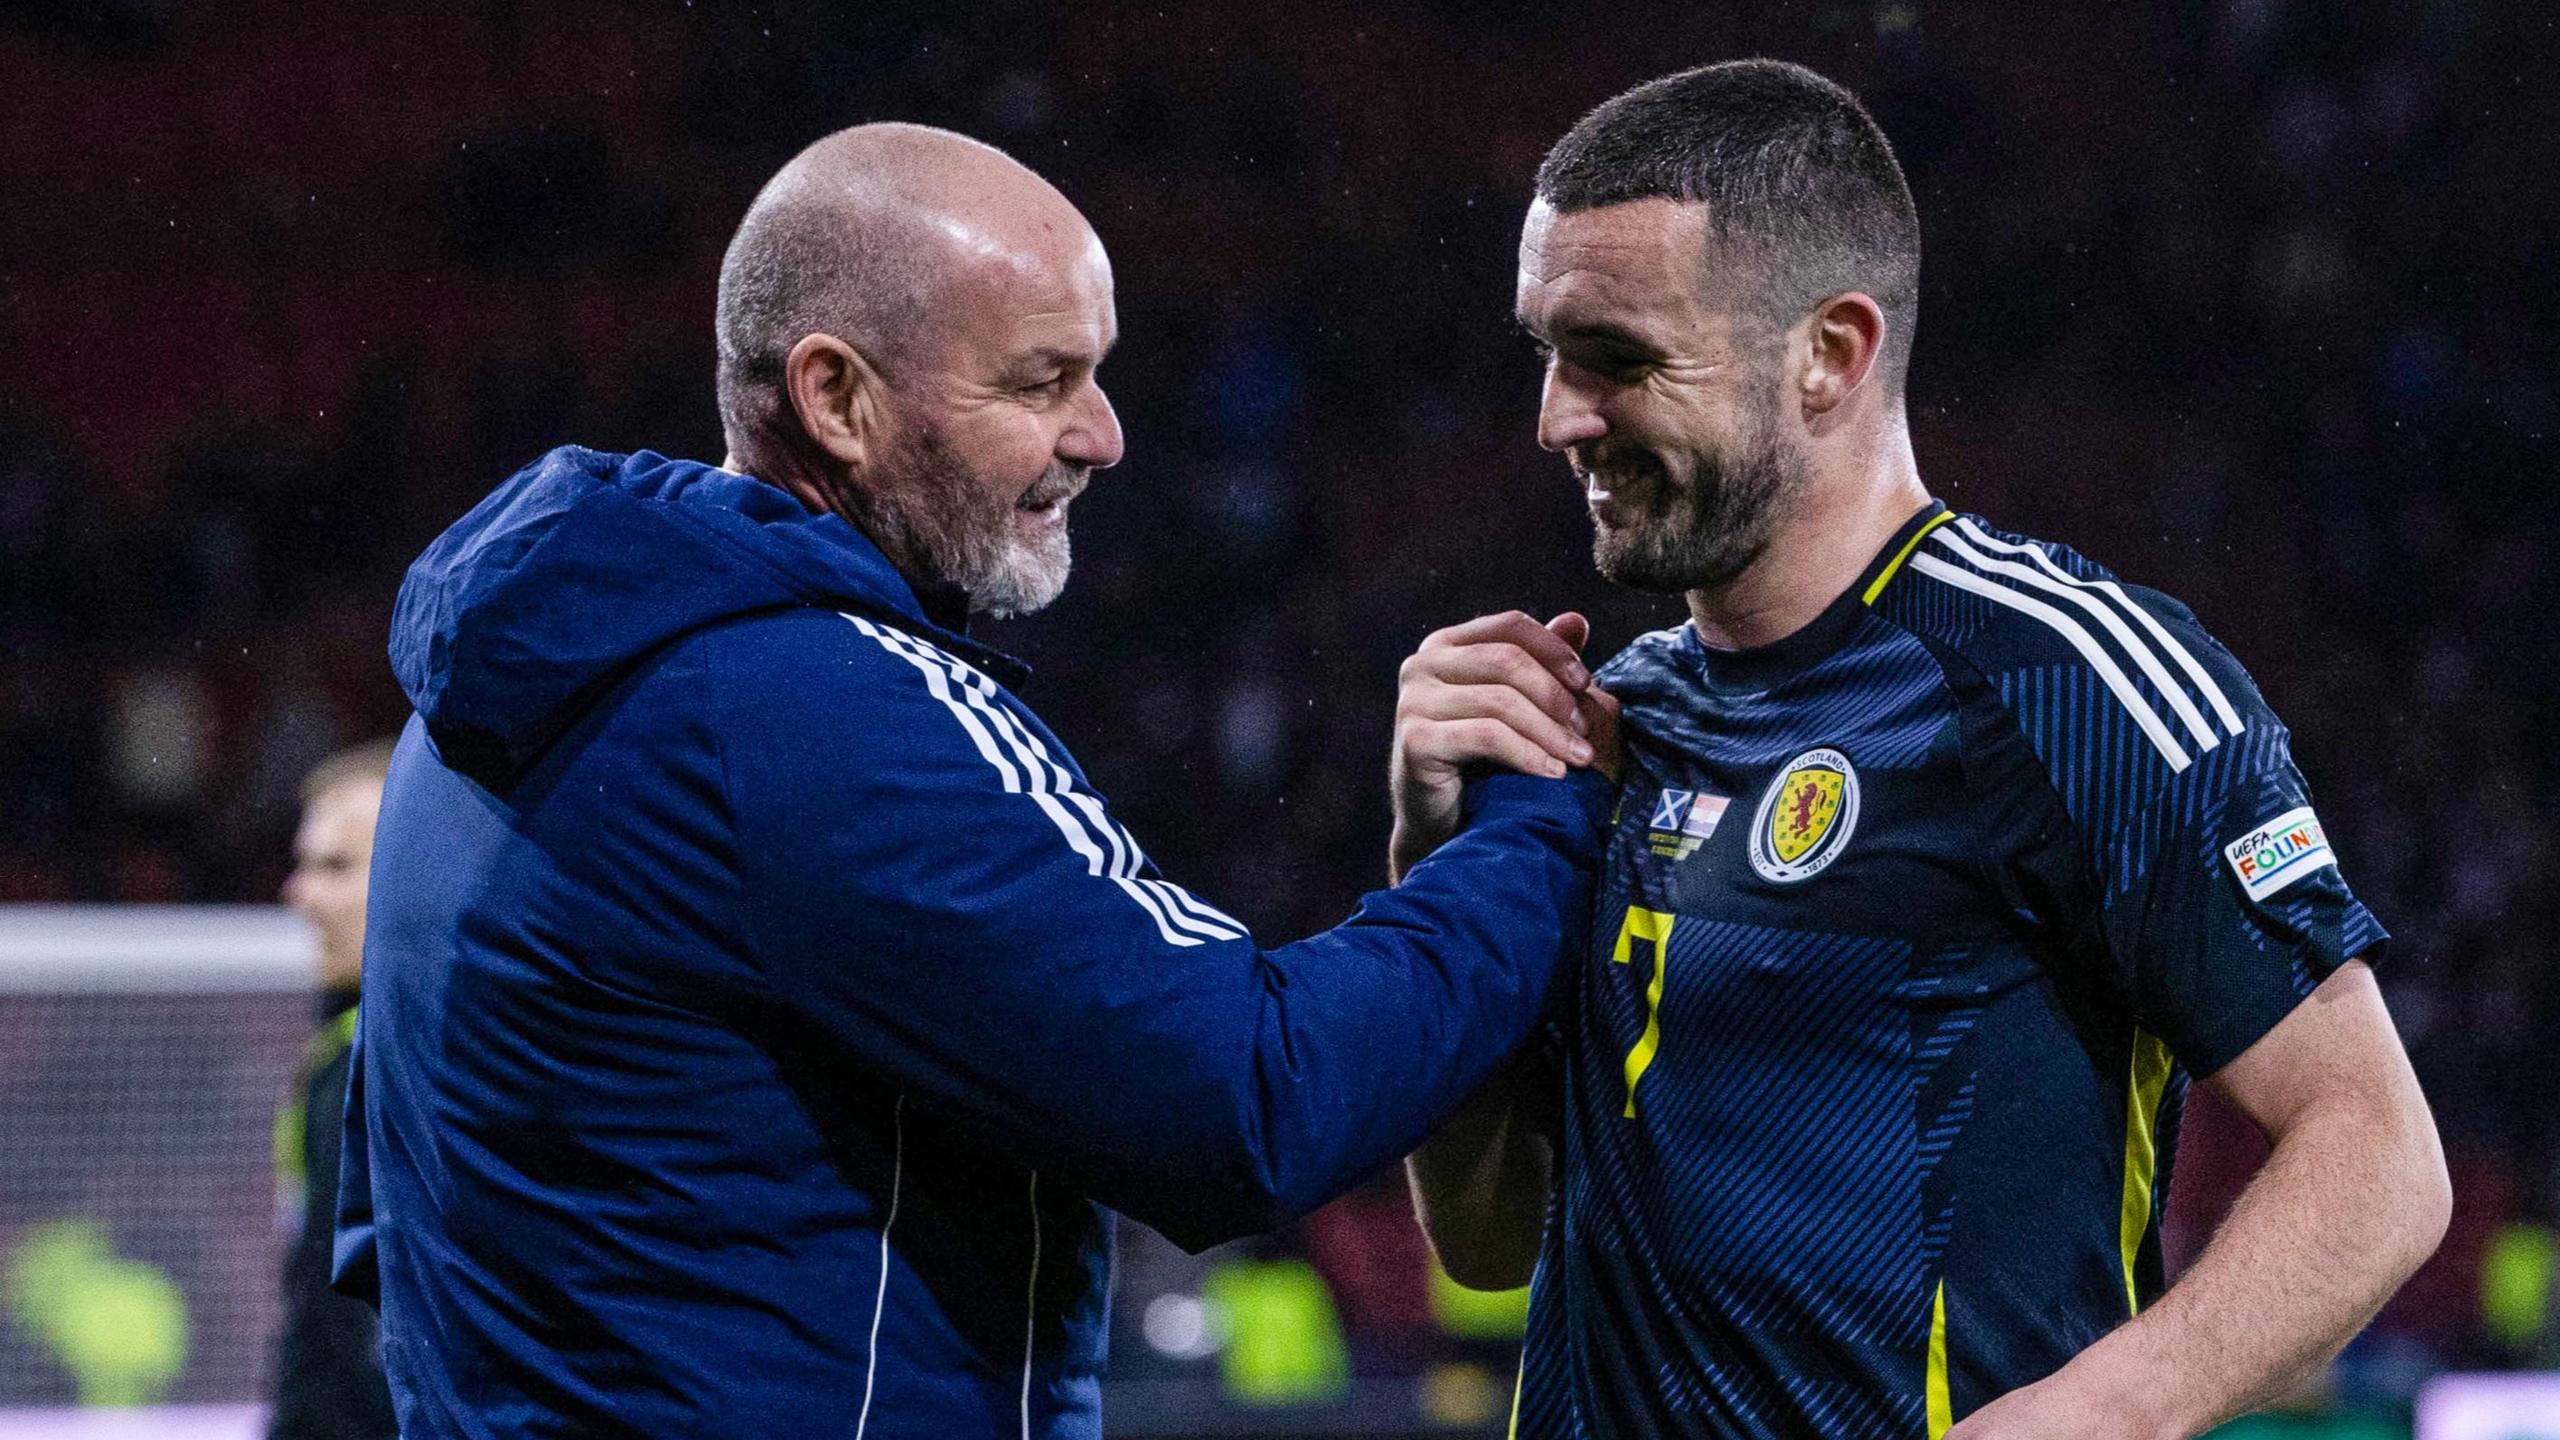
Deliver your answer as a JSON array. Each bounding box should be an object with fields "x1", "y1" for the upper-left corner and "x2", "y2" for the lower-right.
[{"x1": 1611, "y1": 907, "x2": 1676, "y2": 1117}]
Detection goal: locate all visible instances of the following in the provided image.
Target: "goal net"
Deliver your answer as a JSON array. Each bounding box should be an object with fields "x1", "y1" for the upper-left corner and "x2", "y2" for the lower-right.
[{"x1": 0, "y1": 906, "x2": 313, "y2": 1424}]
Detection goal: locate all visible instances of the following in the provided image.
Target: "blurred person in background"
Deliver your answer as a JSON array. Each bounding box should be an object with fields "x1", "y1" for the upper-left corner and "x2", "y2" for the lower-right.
[
  {"x1": 270, "y1": 739, "x2": 396, "y2": 1440},
  {"x1": 1396, "y1": 61, "x2": 2449, "y2": 1438},
  {"x1": 331, "y1": 122, "x2": 1611, "y2": 1438}
]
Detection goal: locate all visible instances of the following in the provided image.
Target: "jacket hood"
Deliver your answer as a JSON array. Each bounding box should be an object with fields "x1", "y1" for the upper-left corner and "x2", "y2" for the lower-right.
[{"x1": 390, "y1": 446, "x2": 1018, "y2": 785}]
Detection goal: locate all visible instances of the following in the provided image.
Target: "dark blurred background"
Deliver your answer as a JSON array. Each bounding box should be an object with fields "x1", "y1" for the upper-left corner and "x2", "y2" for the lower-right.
[{"x1": 1, "y1": 0, "x2": 2554, "y2": 1433}]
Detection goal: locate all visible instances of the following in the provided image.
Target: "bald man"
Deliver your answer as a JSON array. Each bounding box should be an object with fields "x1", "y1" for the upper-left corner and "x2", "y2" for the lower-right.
[{"x1": 334, "y1": 125, "x2": 1613, "y2": 1437}]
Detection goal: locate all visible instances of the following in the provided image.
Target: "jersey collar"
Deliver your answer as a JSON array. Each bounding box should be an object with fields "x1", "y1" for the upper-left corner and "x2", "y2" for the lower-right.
[{"x1": 1680, "y1": 499, "x2": 1949, "y2": 696}]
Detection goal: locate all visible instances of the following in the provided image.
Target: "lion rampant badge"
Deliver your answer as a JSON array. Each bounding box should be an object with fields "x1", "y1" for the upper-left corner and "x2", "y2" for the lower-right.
[{"x1": 1748, "y1": 747, "x2": 1860, "y2": 884}]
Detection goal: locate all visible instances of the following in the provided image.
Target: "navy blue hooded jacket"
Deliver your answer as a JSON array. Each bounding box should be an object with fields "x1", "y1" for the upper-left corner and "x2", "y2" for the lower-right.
[{"x1": 334, "y1": 447, "x2": 1608, "y2": 1439}]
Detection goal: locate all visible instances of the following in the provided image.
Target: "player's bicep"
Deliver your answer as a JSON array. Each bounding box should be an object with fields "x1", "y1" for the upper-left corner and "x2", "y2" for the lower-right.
[{"x1": 2204, "y1": 958, "x2": 2396, "y2": 1126}]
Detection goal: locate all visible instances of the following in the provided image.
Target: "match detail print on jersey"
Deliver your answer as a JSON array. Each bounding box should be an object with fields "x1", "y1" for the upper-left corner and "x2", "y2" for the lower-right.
[{"x1": 1747, "y1": 747, "x2": 1860, "y2": 884}]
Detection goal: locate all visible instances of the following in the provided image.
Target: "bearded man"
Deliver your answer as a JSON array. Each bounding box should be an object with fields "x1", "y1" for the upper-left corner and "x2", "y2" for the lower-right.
[
  {"x1": 1394, "y1": 61, "x2": 2448, "y2": 1439},
  {"x1": 333, "y1": 124, "x2": 1612, "y2": 1438}
]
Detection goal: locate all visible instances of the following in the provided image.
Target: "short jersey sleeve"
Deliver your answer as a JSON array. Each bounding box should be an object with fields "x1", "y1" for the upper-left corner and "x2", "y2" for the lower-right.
[
  {"x1": 2017, "y1": 585, "x2": 2392, "y2": 1076},
  {"x1": 2095, "y1": 720, "x2": 2388, "y2": 1075},
  {"x1": 1896, "y1": 519, "x2": 2389, "y2": 1078}
]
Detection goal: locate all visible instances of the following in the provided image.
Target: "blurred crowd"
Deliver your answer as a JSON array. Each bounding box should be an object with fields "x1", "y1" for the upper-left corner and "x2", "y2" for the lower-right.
[{"x1": 2, "y1": 0, "x2": 2553, "y2": 1418}]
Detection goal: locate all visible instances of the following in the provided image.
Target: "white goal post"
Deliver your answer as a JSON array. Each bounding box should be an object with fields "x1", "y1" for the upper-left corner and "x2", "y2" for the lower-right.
[{"x1": 0, "y1": 908, "x2": 312, "y2": 995}]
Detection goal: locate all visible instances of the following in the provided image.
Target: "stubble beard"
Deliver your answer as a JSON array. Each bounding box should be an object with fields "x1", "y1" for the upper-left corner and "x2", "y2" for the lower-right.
[
  {"x1": 1584, "y1": 387, "x2": 1806, "y2": 596},
  {"x1": 852, "y1": 423, "x2": 1079, "y2": 619}
]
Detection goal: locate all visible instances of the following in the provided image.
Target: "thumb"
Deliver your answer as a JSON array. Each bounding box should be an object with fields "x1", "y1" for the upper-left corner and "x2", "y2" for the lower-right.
[{"x1": 1545, "y1": 611, "x2": 1591, "y2": 653}]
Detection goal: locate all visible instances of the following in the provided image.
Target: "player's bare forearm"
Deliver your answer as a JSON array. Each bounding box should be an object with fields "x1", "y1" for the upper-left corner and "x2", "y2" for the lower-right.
[
  {"x1": 1406, "y1": 1048, "x2": 1557, "y2": 1291},
  {"x1": 1950, "y1": 962, "x2": 2448, "y2": 1439}
]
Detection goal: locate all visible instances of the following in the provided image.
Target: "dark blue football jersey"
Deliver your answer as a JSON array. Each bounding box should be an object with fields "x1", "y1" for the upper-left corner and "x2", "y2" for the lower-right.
[{"x1": 1514, "y1": 502, "x2": 2385, "y2": 1439}]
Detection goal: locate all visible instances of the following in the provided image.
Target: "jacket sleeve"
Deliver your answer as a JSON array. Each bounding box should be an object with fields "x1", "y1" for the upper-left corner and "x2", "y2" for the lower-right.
[{"x1": 716, "y1": 615, "x2": 1609, "y2": 1251}]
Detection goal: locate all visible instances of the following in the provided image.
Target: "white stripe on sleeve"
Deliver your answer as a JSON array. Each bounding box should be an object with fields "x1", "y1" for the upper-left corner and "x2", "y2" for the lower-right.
[
  {"x1": 1948, "y1": 518, "x2": 2246, "y2": 736},
  {"x1": 1929, "y1": 527, "x2": 2220, "y2": 751},
  {"x1": 869, "y1": 626, "x2": 1243, "y2": 943},
  {"x1": 1909, "y1": 553, "x2": 2193, "y2": 771},
  {"x1": 1020, "y1": 1169, "x2": 1040, "y2": 1440},
  {"x1": 883, "y1": 627, "x2": 1246, "y2": 943},
  {"x1": 845, "y1": 616, "x2": 1246, "y2": 945}
]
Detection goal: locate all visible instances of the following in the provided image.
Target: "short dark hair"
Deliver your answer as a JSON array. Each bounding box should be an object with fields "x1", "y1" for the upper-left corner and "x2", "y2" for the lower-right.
[{"x1": 1535, "y1": 59, "x2": 1921, "y2": 392}]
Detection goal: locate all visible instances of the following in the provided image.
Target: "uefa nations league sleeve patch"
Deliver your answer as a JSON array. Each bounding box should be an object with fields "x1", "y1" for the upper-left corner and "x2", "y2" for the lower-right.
[{"x1": 2223, "y1": 806, "x2": 2336, "y2": 901}]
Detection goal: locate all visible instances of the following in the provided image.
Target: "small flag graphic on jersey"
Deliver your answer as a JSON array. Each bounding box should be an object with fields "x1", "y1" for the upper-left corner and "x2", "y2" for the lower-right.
[
  {"x1": 1650, "y1": 790, "x2": 1693, "y2": 833},
  {"x1": 1683, "y1": 793, "x2": 1729, "y2": 838},
  {"x1": 1648, "y1": 790, "x2": 1730, "y2": 860}
]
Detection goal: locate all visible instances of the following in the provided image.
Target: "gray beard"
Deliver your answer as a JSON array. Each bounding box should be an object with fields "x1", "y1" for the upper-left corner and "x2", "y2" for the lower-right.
[{"x1": 851, "y1": 424, "x2": 1075, "y2": 619}]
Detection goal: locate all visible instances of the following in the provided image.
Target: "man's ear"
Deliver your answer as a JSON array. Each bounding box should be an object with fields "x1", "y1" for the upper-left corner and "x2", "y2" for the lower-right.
[
  {"x1": 782, "y1": 332, "x2": 891, "y2": 471},
  {"x1": 1799, "y1": 292, "x2": 1887, "y2": 421}
]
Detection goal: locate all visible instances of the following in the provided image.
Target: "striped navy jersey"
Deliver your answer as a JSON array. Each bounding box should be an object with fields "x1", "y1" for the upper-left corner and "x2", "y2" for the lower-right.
[{"x1": 1515, "y1": 502, "x2": 2384, "y2": 1439}]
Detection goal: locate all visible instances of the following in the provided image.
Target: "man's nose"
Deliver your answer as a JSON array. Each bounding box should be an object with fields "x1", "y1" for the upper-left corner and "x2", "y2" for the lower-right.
[
  {"x1": 1060, "y1": 382, "x2": 1125, "y2": 470},
  {"x1": 1536, "y1": 366, "x2": 1608, "y2": 454}
]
